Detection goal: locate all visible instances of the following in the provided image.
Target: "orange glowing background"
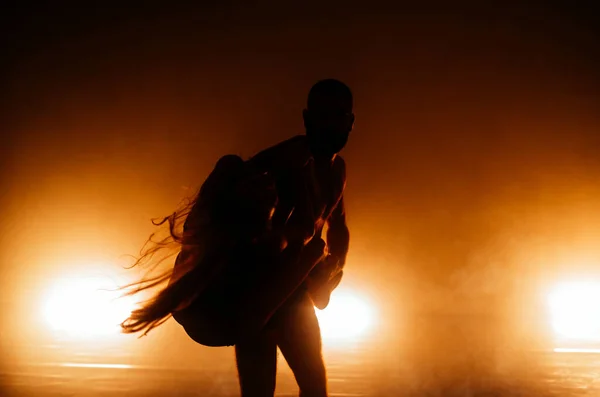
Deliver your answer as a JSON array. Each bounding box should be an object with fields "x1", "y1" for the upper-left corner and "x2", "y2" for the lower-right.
[{"x1": 2, "y1": 2, "x2": 600, "y2": 372}]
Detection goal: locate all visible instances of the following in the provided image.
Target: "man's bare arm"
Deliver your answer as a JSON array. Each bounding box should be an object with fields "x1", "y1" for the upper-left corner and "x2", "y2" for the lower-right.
[
  {"x1": 326, "y1": 195, "x2": 350, "y2": 268},
  {"x1": 307, "y1": 194, "x2": 349, "y2": 310}
]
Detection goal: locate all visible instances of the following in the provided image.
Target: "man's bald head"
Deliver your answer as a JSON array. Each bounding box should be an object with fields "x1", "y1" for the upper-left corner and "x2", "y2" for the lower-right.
[
  {"x1": 307, "y1": 79, "x2": 353, "y2": 111},
  {"x1": 303, "y1": 79, "x2": 355, "y2": 159}
]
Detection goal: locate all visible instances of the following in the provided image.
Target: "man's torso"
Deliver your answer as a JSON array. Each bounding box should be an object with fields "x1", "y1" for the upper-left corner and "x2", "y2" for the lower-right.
[{"x1": 254, "y1": 136, "x2": 345, "y2": 243}]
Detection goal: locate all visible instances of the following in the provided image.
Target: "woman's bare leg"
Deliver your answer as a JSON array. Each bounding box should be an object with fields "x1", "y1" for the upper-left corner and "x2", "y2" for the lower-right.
[
  {"x1": 171, "y1": 238, "x2": 325, "y2": 348},
  {"x1": 235, "y1": 238, "x2": 326, "y2": 341},
  {"x1": 235, "y1": 327, "x2": 278, "y2": 397}
]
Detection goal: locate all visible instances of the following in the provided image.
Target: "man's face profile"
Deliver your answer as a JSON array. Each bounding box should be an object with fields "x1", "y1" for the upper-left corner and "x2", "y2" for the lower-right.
[{"x1": 304, "y1": 92, "x2": 354, "y2": 158}]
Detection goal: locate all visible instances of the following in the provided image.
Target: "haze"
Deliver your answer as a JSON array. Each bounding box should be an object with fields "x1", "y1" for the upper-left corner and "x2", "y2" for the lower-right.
[{"x1": 2, "y1": 1, "x2": 600, "y2": 377}]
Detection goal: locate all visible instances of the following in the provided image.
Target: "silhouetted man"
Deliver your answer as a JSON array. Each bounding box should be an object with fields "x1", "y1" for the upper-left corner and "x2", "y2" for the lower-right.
[{"x1": 235, "y1": 79, "x2": 353, "y2": 397}]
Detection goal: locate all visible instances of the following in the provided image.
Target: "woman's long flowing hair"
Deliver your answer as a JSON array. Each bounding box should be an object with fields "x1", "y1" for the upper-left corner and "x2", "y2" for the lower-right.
[
  {"x1": 120, "y1": 155, "x2": 277, "y2": 337},
  {"x1": 119, "y1": 192, "x2": 201, "y2": 336}
]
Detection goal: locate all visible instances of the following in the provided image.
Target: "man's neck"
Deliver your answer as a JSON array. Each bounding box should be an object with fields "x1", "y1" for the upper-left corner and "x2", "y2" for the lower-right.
[{"x1": 313, "y1": 153, "x2": 336, "y2": 168}]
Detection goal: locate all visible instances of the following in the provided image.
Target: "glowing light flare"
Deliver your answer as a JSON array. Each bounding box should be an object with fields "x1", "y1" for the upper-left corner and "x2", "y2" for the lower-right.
[
  {"x1": 42, "y1": 275, "x2": 135, "y2": 339},
  {"x1": 314, "y1": 289, "x2": 376, "y2": 343},
  {"x1": 548, "y1": 281, "x2": 600, "y2": 341},
  {"x1": 60, "y1": 362, "x2": 133, "y2": 369},
  {"x1": 554, "y1": 348, "x2": 600, "y2": 354}
]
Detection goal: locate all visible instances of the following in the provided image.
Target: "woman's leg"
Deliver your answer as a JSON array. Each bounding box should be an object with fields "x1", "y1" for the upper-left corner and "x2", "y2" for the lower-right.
[
  {"x1": 173, "y1": 237, "x2": 325, "y2": 347},
  {"x1": 234, "y1": 237, "x2": 327, "y2": 342}
]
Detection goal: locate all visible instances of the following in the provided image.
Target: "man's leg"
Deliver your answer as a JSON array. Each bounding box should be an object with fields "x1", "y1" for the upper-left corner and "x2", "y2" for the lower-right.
[
  {"x1": 235, "y1": 327, "x2": 278, "y2": 397},
  {"x1": 276, "y1": 289, "x2": 328, "y2": 397}
]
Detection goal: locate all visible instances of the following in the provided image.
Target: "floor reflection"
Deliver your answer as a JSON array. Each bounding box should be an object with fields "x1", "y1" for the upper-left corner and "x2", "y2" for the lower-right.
[{"x1": 2, "y1": 315, "x2": 600, "y2": 396}]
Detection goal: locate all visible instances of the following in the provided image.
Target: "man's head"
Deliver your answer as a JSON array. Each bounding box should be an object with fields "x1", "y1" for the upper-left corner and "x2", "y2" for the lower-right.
[{"x1": 303, "y1": 79, "x2": 354, "y2": 159}]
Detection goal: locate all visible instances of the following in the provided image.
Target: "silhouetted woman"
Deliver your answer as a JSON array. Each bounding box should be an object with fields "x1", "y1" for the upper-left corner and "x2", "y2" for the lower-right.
[{"x1": 121, "y1": 154, "x2": 326, "y2": 347}]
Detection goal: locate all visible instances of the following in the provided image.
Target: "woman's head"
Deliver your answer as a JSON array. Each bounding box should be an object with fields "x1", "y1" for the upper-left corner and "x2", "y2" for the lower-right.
[
  {"x1": 229, "y1": 170, "x2": 278, "y2": 239},
  {"x1": 203, "y1": 156, "x2": 278, "y2": 241}
]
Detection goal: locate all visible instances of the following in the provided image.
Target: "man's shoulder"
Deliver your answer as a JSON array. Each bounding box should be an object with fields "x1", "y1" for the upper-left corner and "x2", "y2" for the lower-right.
[
  {"x1": 249, "y1": 135, "x2": 310, "y2": 173},
  {"x1": 271, "y1": 135, "x2": 308, "y2": 153},
  {"x1": 333, "y1": 155, "x2": 346, "y2": 178},
  {"x1": 333, "y1": 155, "x2": 346, "y2": 168},
  {"x1": 275, "y1": 135, "x2": 311, "y2": 170}
]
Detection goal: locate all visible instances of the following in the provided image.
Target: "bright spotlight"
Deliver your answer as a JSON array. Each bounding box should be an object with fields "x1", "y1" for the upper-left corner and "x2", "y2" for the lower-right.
[
  {"x1": 315, "y1": 289, "x2": 376, "y2": 343},
  {"x1": 548, "y1": 281, "x2": 600, "y2": 342},
  {"x1": 42, "y1": 275, "x2": 135, "y2": 339}
]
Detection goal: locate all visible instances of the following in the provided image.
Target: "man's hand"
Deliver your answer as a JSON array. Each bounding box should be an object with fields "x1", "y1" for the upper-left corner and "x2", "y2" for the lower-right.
[
  {"x1": 306, "y1": 254, "x2": 344, "y2": 310},
  {"x1": 308, "y1": 255, "x2": 340, "y2": 283}
]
